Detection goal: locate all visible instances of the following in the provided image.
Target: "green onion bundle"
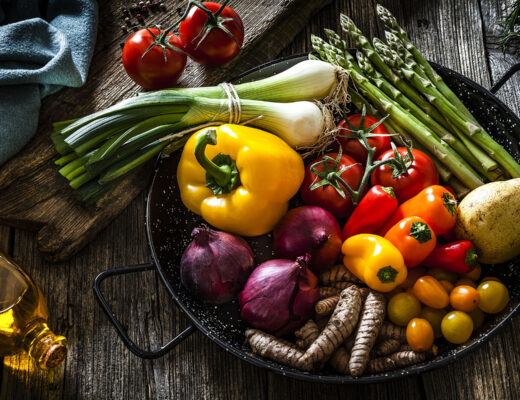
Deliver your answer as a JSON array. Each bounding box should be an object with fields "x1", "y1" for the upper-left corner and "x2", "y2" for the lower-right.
[
  {"x1": 52, "y1": 60, "x2": 346, "y2": 203},
  {"x1": 311, "y1": 4, "x2": 520, "y2": 193}
]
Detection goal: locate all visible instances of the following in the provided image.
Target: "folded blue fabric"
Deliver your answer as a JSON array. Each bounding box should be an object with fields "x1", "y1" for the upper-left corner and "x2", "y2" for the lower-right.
[{"x1": 0, "y1": 0, "x2": 98, "y2": 165}]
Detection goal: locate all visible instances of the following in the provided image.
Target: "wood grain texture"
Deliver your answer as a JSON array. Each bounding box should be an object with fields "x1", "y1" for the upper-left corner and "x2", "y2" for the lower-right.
[
  {"x1": 0, "y1": 0, "x2": 332, "y2": 262},
  {"x1": 1, "y1": 0, "x2": 520, "y2": 399}
]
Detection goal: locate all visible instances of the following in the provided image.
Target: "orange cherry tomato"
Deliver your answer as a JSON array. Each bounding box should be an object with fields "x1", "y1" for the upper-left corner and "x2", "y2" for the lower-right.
[
  {"x1": 384, "y1": 216, "x2": 436, "y2": 268},
  {"x1": 399, "y1": 266, "x2": 427, "y2": 289},
  {"x1": 462, "y1": 264, "x2": 481, "y2": 281},
  {"x1": 406, "y1": 318, "x2": 434, "y2": 352},
  {"x1": 455, "y1": 278, "x2": 476, "y2": 288},
  {"x1": 439, "y1": 280, "x2": 454, "y2": 294},
  {"x1": 412, "y1": 276, "x2": 449, "y2": 309},
  {"x1": 450, "y1": 285, "x2": 480, "y2": 312}
]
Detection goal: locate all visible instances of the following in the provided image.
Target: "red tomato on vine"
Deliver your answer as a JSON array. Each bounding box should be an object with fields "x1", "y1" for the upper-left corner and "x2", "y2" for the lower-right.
[
  {"x1": 122, "y1": 27, "x2": 187, "y2": 90},
  {"x1": 179, "y1": 1, "x2": 244, "y2": 66}
]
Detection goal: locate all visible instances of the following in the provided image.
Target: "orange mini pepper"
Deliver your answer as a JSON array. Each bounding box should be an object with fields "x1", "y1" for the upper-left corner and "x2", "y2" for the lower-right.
[
  {"x1": 384, "y1": 216, "x2": 437, "y2": 268},
  {"x1": 377, "y1": 185, "x2": 458, "y2": 236},
  {"x1": 412, "y1": 276, "x2": 450, "y2": 309}
]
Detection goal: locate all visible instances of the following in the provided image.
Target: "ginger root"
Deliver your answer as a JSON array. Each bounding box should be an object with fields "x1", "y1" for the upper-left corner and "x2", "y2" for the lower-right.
[
  {"x1": 305, "y1": 286, "x2": 362, "y2": 364},
  {"x1": 294, "y1": 320, "x2": 320, "y2": 349},
  {"x1": 371, "y1": 338, "x2": 401, "y2": 357},
  {"x1": 245, "y1": 329, "x2": 312, "y2": 371},
  {"x1": 315, "y1": 295, "x2": 340, "y2": 316},
  {"x1": 320, "y1": 264, "x2": 361, "y2": 285},
  {"x1": 319, "y1": 286, "x2": 341, "y2": 299},
  {"x1": 349, "y1": 291, "x2": 387, "y2": 376},
  {"x1": 379, "y1": 321, "x2": 407, "y2": 343}
]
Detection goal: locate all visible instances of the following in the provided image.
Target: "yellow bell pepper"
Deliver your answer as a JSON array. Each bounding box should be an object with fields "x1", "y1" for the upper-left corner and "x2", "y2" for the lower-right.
[
  {"x1": 177, "y1": 124, "x2": 305, "y2": 236},
  {"x1": 342, "y1": 234, "x2": 407, "y2": 292}
]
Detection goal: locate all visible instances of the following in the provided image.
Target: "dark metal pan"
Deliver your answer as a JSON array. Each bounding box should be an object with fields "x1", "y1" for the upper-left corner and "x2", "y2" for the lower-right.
[{"x1": 93, "y1": 54, "x2": 520, "y2": 383}]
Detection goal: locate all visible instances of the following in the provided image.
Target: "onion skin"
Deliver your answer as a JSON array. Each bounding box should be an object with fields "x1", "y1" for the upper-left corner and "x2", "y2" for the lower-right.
[
  {"x1": 180, "y1": 226, "x2": 255, "y2": 304},
  {"x1": 238, "y1": 255, "x2": 319, "y2": 337},
  {"x1": 273, "y1": 206, "x2": 342, "y2": 274}
]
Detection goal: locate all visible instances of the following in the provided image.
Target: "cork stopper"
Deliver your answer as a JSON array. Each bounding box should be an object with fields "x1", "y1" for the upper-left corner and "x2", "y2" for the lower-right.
[
  {"x1": 24, "y1": 321, "x2": 67, "y2": 369},
  {"x1": 31, "y1": 333, "x2": 67, "y2": 369}
]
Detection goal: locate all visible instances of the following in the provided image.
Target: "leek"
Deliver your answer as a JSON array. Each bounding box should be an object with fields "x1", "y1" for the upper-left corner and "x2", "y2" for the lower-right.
[{"x1": 53, "y1": 59, "x2": 346, "y2": 202}]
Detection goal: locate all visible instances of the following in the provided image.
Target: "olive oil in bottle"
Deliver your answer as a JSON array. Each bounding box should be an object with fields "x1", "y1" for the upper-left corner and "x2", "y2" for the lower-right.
[{"x1": 0, "y1": 252, "x2": 66, "y2": 369}]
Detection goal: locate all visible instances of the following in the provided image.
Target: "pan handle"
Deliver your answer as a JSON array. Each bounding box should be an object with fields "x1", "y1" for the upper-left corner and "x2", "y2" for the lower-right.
[
  {"x1": 490, "y1": 63, "x2": 520, "y2": 94},
  {"x1": 93, "y1": 263, "x2": 195, "y2": 359}
]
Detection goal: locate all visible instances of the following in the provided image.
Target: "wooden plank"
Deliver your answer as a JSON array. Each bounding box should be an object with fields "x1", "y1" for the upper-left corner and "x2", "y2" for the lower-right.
[{"x1": 0, "y1": 0, "x2": 332, "y2": 262}]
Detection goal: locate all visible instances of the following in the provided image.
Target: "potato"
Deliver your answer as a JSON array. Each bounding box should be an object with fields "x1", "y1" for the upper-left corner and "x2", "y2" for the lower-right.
[{"x1": 455, "y1": 178, "x2": 520, "y2": 264}]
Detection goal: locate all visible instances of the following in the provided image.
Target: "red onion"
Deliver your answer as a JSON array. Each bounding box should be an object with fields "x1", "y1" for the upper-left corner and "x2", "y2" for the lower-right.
[
  {"x1": 238, "y1": 255, "x2": 319, "y2": 337},
  {"x1": 273, "y1": 206, "x2": 342, "y2": 274},
  {"x1": 180, "y1": 226, "x2": 255, "y2": 304}
]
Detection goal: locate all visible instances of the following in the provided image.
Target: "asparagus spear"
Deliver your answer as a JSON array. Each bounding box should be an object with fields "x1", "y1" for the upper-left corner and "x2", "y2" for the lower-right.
[
  {"x1": 355, "y1": 48, "x2": 483, "y2": 170},
  {"x1": 375, "y1": 4, "x2": 477, "y2": 123},
  {"x1": 372, "y1": 38, "x2": 500, "y2": 177},
  {"x1": 339, "y1": 15, "x2": 443, "y2": 121},
  {"x1": 347, "y1": 88, "x2": 453, "y2": 182},
  {"x1": 312, "y1": 35, "x2": 484, "y2": 188}
]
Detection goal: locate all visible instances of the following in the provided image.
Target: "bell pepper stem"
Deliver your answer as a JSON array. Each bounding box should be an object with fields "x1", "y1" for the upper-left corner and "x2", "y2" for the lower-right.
[{"x1": 194, "y1": 128, "x2": 232, "y2": 188}]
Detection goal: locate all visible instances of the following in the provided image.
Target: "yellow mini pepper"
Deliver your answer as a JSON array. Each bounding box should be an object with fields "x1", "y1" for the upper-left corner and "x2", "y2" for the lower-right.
[
  {"x1": 342, "y1": 234, "x2": 407, "y2": 292},
  {"x1": 177, "y1": 124, "x2": 305, "y2": 236}
]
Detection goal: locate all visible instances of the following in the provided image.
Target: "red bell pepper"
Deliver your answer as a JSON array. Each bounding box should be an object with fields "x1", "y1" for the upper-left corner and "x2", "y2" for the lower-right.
[
  {"x1": 421, "y1": 240, "x2": 478, "y2": 274},
  {"x1": 342, "y1": 185, "x2": 398, "y2": 239}
]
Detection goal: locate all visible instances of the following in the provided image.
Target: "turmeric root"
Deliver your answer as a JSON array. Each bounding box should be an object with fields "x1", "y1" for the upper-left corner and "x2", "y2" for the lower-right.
[
  {"x1": 359, "y1": 287, "x2": 370, "y2": 302},
  {"x1": 315, "y1": 295, "x2": 340, "y2": 316},
  {"x1": 366, "y1": 356, "x2": 395, "y2": 373},
  {"x1": 366, "y1": 345, "x2": 438, "y2": 373},
  {"x1": 305, "y1": 286, "x2": 362, "y2": 364},
  {"x1": 379, "y1": 322, "x2": 407, "y2": 342},
  {"x1": 245, "y1": 329, "x2": 312, "y2": 371},
  {"x1": 349, "y1": 291, "x2": 387, "y2": 376},
  {"x1": 320, "y1": 264, "x2": 361, "y2": 285},
  {"x1": 328, "y1": 346, "x2": 350, "y2": 374},
  {"x1": 294, "y1": 320, "x2": 320, "y2": 349},
  {"x1": 371, "y1": 338, "x2": 401, "y2": 357},
  {"x1": 319, "y1": 286, "x2": 341, "y2": 299},
  {"x1": 330, "y1": 281, "x2": 356, "y2": 290}
]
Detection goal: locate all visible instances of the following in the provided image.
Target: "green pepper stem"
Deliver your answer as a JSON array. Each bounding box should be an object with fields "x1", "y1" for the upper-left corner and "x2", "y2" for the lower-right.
[{"x1": 194, "y1": 128, "x2": 232, "y2": 188}]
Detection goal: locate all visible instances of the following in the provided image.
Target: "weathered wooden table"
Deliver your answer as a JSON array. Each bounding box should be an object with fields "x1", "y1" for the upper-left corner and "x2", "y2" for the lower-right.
[{"x1": 1, "y1": 0, "x2": 520, "y2": 398}]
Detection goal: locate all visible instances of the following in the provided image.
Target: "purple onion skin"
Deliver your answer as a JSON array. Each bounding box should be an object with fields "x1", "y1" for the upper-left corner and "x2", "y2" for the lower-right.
[
  {"x1": 238, "y1": 255, "x2": 319, "y2": 337},
  {"x1": 180, "y1": 226, "x2": 255, "y2": 304},
  {"x1": 273, "y1": 206, "x2": 343, "y2": 274}
]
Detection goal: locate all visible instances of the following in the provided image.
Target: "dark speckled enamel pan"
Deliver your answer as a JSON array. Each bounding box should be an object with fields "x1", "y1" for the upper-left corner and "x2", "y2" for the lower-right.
[{"x1": 94, "y1": 54, "x2": 520, "y2": 383}]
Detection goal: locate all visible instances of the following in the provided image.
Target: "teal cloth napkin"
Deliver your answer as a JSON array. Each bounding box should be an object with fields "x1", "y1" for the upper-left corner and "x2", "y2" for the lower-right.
[{"x1": 0, "y1": 0, "x2": 98, "y2": 165}]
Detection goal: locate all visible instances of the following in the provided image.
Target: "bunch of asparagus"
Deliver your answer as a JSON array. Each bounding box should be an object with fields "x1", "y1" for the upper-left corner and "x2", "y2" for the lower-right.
[{"x1": 312, "y1": 4, "x2": 520, "y2": 191}]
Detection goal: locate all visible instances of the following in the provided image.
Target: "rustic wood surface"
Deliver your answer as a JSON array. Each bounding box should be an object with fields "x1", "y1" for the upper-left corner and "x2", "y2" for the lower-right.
[
  {"x1": 1, "y1": 0, "x2": 520, "y2": 399},
  {"x1": 0, "y1": 0, "x2": 331, "y2": 262}
]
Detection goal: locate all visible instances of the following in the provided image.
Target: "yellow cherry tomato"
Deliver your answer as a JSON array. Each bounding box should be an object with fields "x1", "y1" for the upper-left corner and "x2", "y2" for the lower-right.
[
  {"x1": 388, "y1": 292, "x2": 422, "y2": 326},
  {"x1": 420, "y1": 307, "x2": 447, "y2": 338},
  {"x1": 481, "y1": 276, "x2": 501, "y2": 283},
  {"x1": 468, "y1": 307, "x2": 485, "y2": 330},
  {"x1": 450, "y1": 285, "x2": 480, "y2": 312},
  {"x1": 406, "y1": 318, "x2": 434, "y2": 352},
  {"x1": 462, "y1": 264, "x2": 481, "y2": 281},
  {"x1": 454, "y1": 278, "x2": 476, "y2": 288},
  {"x1": 412, "y1": 276, "x2": 449, "y2": 309},
  {"x1": 441, "y1": 311, "x2": 473, "y2": 344},
  {"x1": 427, "y1": 267, "x2": 457, "y2": 284},
  {"x1": 439, "y1": 280, "x2": 454, "y2": 294},
  {"x1": 477, "y1": 281, "x2": 509, "y2": 314}
]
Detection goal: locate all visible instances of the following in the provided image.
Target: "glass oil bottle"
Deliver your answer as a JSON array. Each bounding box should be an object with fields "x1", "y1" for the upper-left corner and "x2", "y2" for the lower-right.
[{"x1": 0, "y1": 252, "x2": 66, "y2": 369}]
